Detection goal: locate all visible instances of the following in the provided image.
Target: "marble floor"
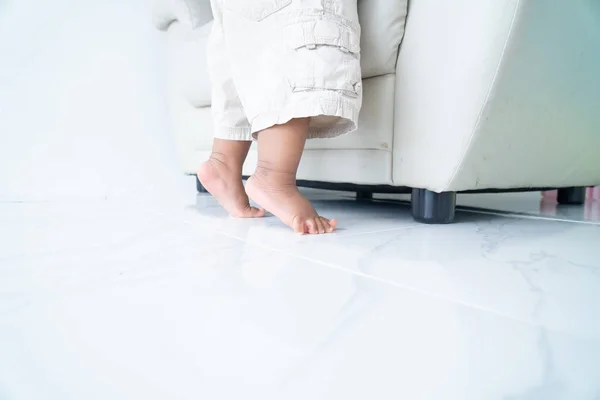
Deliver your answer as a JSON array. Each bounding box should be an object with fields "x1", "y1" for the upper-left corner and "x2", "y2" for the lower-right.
[{"x1": 1, "y1": 183, "x2": 600, "y2": 400}]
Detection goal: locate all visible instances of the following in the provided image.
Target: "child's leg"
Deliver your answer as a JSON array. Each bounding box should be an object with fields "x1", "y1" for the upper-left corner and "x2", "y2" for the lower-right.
[
  {"x1": 199, "y1": 1, "x2": 262, "y2": 218},
  {"x1": 209, "y1": 1, "x2": 361, "y2": 229},
  {"x1": 246, "y1": 118, "x2": 336, "y2": 234},
  {"x1": 197, "y1": 139, "x2": 264, "y2": 218}
]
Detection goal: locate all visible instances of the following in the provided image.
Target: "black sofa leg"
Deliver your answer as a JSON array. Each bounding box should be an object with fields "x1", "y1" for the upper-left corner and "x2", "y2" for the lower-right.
[
  {"x1": 196, "y1": 176, "x2": 209, "y2": 194},
  {"x1": 557, "y1": 187, "x2": 586, "y2": 205},
  {"x1": 356, "y1": 191, "x2": 373, "y2": 200},
  {"x1": 411, "y1": 189, "x2": 456, "y2": 224}
]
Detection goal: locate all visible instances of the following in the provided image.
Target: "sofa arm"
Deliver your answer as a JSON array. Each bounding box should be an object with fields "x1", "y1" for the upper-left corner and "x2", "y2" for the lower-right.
[
  {"x1": 153, "y1": 0, "x2": 213, "y2": 31},
  {"x1": 392, "y1": 0, "x2": 600, "y2": 191}
]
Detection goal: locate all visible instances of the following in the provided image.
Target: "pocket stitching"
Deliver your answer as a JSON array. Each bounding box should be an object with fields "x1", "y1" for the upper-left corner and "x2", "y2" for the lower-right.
[
  {"x1": 286, "y1": 19, "x2": 361, "y2": 54},
  {"x1": 286, "y1": 18, "x2": 362, "y2": 97}
]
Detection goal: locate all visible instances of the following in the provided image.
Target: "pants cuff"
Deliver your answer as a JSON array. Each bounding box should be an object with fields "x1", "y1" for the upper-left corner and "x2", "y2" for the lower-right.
[
  {"x1": 214, "y1": 126, "x2": 253, "y2": 141},
  {"x1": 250, "y1": 91, "x2": 359, "y2": 140}
]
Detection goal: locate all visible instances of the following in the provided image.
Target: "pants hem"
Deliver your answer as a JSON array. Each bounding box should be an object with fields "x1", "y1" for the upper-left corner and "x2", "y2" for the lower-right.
[
  {"x1": 250, "y1": 91, "x2": 360, "y2": 140},
  {"x1": 213, "y1": 126, "x2": 253, "y2": 141}
]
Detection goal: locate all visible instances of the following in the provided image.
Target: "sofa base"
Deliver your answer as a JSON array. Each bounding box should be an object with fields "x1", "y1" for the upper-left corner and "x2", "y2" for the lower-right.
[
  {"x1": 557, "y1": 187, "x2": 586, "y2": 205},
  {"x1": 411, "y1": 189, "x2": 456, "y2": 224},
  {"x1": 356, "y1": 191, "x2": 374, "y2": 200},
  {"x1": 196, "y1": 176, "x2": 209, "y2": 193},
  {"x1": 191, "y1": 176, "x2": 592, "y2": 224}
]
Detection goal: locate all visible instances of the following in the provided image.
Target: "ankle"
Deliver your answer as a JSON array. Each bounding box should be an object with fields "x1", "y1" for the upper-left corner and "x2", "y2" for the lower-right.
[
  {"x1": 253, "y1": 164, "x2": 297, "y2": 187},
  {"x1": 208, "y1": 152, "x2": 243, "y2": 175}
]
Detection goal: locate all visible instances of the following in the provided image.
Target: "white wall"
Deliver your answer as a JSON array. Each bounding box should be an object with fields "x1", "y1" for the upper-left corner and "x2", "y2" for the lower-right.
[{"x1": 0, "y1": 0, "x2": 191, "y2": 203}]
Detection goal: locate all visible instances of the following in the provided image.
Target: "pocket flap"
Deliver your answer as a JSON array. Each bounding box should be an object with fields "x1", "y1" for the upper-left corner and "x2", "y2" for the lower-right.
[{"x1": 286, "y1": 18, "x2": 360, "y2": 54}]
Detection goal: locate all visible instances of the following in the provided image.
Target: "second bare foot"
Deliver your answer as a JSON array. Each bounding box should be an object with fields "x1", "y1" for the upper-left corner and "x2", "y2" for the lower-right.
[
  {"x1": 245, "y1": 169, "x2": 337, "y2": 234},
  {"x1": 197, "y1": 155, "x2": 264, "y2": 218}
]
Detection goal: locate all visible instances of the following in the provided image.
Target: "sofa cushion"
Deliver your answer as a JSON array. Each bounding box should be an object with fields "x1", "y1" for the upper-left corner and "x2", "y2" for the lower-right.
[
  {"x1": 359, "y1": 0, "x2": 408, "y2": 78},
  {"x1": 166, "y1": 20, "x2": 213, "y2": 108},
  {"x1": 153, "y1": 0, "x2": 214, "y2": 31}
]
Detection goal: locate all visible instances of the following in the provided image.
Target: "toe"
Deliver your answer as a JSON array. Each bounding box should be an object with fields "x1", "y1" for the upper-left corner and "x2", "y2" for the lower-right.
[
  {"x1": 249, "y1": 206, "x2": 265, "y2": 218},
  {"x1": 233, "y1": 205, "x2": 265, "y2": 218},
  {"x1": 328, "y1": 218, "x2": 338, "y2": 232},
  {"x1": 306, "y1": 219, "x2": 318, "y2": 235},
  {"x1": 292, "y1": 216, "x2": 307, "y2": 234},
  {"x1": 319, "y1": 216, "x2": 333, "y2": 233},
  {"x1": 315, "y1": 217, "x2": 326, "y2": 234}
]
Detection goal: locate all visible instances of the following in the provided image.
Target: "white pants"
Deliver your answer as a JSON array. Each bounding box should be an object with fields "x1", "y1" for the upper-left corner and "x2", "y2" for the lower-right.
[{"x1": 208, "y1": 0, "x2": 362, "y2": 141}]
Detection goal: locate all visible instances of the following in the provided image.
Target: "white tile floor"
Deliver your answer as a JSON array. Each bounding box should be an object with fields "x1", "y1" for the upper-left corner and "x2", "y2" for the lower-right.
[
  {"x1": 1, "y1": 2, "x2": 599, "y2": 398},
  {"x1": 1, "y1": 181, "x2": 599, "y2": 400}
]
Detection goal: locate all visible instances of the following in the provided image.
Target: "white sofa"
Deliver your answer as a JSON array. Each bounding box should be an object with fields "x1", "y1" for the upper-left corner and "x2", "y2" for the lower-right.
[{"x1": 153, "y1": 0, "x2": 600, "y2": 223}]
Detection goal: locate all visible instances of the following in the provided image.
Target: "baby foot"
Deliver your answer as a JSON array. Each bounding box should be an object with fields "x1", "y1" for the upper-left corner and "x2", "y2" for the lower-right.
[
  {"x1": 245, "y1": 170, "x2": 337, "y2": 234},
  {"x1": 197, "y1": 157, "x2": 264, "y2": 218}
]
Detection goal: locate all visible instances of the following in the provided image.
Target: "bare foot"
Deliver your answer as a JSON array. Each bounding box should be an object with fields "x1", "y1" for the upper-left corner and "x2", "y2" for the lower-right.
[
  {"x1": 197, "y1": 157, "x2": 264, "y2": 218},
  {"x1": 245, "y1": 169, "x2": 337, "y2": 234}
]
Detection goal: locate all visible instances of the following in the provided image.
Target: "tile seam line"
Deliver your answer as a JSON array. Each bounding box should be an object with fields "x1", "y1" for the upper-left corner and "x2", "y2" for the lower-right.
[
  {"x1": 210, "y1": 221, "x2": 576, "y2": 336},
  {"x1": 327, "y1": 224, "x2": 421, "y2": 238},
  {"x1": 460, "y1": 208, "x2": 600, "y2": 225},
  {"x1": 149, "y1": 209, "x2": 582, "y2": 338},
  {"x1": 373, "y1": 199, "x2": 600, "y2": 226},
  {"x1": 238, "y1": 236, "x2": 588, "y2": 338}
]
